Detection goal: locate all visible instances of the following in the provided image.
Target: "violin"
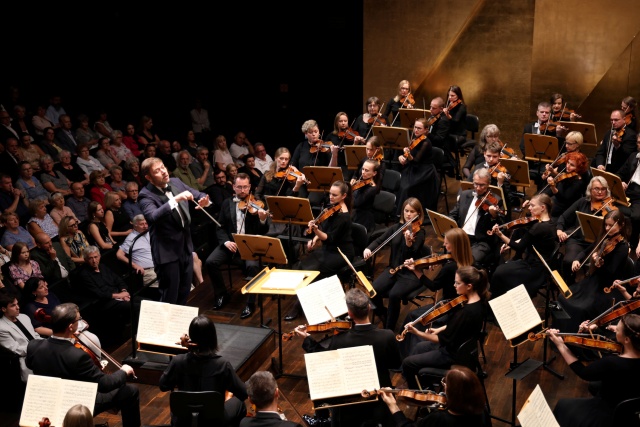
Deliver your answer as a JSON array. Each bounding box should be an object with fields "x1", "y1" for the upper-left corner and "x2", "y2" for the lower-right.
[
  {"x1": 352, "y1": 178, "x2": 373, "y2": 191},
  {"x1": 475, "y1": 191, "x2": 505, "y2": 215},
  {"x1": 373, "y1": 151, "x2": 383, "y2": 162},
  {"x1": 275, "y1": 166, "x2": 308, "y2": 184},
  {"x1": 603, "y1": 273, "x2": 640, "y2": 293},
  {"x1": 75, "y1": 340, "x2": 103, "y2": 368},
  {"x1": 499, "y1": 143, "x2": 518, "y2": 159},
  {"x1": 338, "y1": 128, "x2": 359, "y2": 142},
  {"x1": 552, "y1": 108, "x2": 581, "y2": 122},
  {"x1": 591, "y1": 234, "x2": 625, "y2": 272},
  {"x1": 612, "y1": 127, "x2": 626, "y2": 142},
  {"x1": 237, "y1": 194, "x2": 267, "y2": 215},
  {"x1": 367, "y1": 116, "x2": 388, "y2": 126},
  {"x1": 282, "y1": 321, "x2": 352, "y2": 341},
  {"x1": 553, "y1": 171, "x2": 578, "y2": 184},
  {"x1": 396, "y1": 295, "x2": 468, "y2": 341},
  {"x1": 305, "y1": 204, "x2": 343, "y2": 235},
  {"x1": 591, "y1": 197, "x2": 618, "y2": 217},
  {"x1": 528, "y1": 331, "x2": 622, "y2": 353},
  {"x1": 389, "y1": 253, "x2": 452, "y2": 275},
  {"x1": 446, "y1": 99, "x2": 462, "y2": 111},
  {"x1": 399, "y1": 93, "x2": 416, "y2": 107},
  {"x1": 361, "y1": 388, "x2": 446, "y2": 407},
  {"x1": 589, "y1": 299, "x2": 640, "y2": 326},
  {"x1": 364, "y1": 216, "x2": 419, "y2": 260},
  {"x1": 625, "y1": 112, "x2": 634, "y2": 126},
  {"x1": 486, "y1": 215, "x2": 540, "y2": 235},
  {"x1": 539, "y1": 121, "x2": 557, "y2": 133},
  {"x1": 425, "y1": 112, "x2": 442, "y2": 128},
  {"x1": 309, "y1": 140, "x2": 334, "y2": 154},
  {"x1": 488, "y1": 162, "x2": 510, "y2": 180},
  {"x1": 404, "y1": 135, "x2": 427, "y2": 162}
]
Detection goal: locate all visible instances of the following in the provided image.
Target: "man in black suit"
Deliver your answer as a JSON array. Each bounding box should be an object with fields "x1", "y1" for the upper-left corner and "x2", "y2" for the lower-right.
[
  {"x1": 0, "y1": 110, "x2": 21, "y2": 151},
  {"x1": 54, "y1": 114, "x2": 79, "y2": 153},
  {"x1": 595, "y1": 109, "x2": 638, "y2": 173},
  {"x1": 0, "y1": 173, "x2": 30, "y2": 226},
  {"x1": 449, "y1": 168, "x2": 504, "y2": 266},
  {"x1": 138, "y1": 157, "x2": 210, "y2": 305},
  {"x1": 0, "y1": 136, "x2": 24, "y2": 181},
  {"x1": 206, "y1": 173, "x2": 269, "y2": 314},
  {"x1": 30, "y1": 232, "x2": 74, "y2": 286},
  {"x1": 26, "y1": 303, "x2": 140, "y2": 427},
  {"x1": 240, "y1": 371, "x2": 303, "y2": 427},
  {"x1": 295, "y1": 288, "x2": 402, "y2": 427}
]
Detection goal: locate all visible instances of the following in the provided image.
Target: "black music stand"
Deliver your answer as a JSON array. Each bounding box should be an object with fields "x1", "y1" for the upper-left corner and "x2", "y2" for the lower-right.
[
  {"x1": 426, "y1": 209, "x2": 458, "y2": 242},
  {"x1": 576, "y1": 212, "x2": 603, "y2": 244},
  {"x1": 265, "y1": 196, "x2": 314, "y2": 268},
  {"x1": 241, "y1": 267, "x2": 319, "y2": 378},
  {"x1": 591, "y1": 167, "x2": 631, "y2": 207},
  {"x1": 558, "y1": 121, "x2": 597, "y2": 145},
  {"x1": 397, "y1": 108, "x2": 430, "y2": 129},
  {"x1": 373, "y1": 126, "x2": 411, "y2": 168},
  {"x1": 343, "y1": 145, "x2": 368, "y2": 171},
  {"x1": 303, "y1": 166, "x2": 344, "y2": 194},
  {"x1": 233, "y1": 234, "x2": 288, "y2": 328},
  {"x1": 523, "y1": 134, "x2": 559, "y2": 179}
]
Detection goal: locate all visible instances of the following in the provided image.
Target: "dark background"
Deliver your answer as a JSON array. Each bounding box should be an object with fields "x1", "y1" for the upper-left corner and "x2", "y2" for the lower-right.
[{"x1": 3, "y1": 2, "x2": 364, "y2": 152}]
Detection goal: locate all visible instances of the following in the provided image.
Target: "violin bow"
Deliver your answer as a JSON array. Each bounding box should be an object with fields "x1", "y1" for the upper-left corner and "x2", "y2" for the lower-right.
[
  {"x1": 364, "y1": 103, "x2": 385, "y2": 140},
  {"x1": 577, "y1": 219, "x2": 619, "y2": 271},
  {"x1": 339, "y1": 119, "x2": 357, "y2": 147},
  {"x1": 461, "y1": 190, "x2": 492, "y2": 229}
]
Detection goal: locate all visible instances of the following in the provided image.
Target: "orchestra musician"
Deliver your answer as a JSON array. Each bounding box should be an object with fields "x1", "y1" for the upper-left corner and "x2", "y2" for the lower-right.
[
  {"x1": 614, "y1": 134, "x2": 640, "y2": 247},
  {"x1": 622, "y1": 95, "x2": 638, "y2": 132},
  {"x1": 548, "y1": 314, "x2": 640, "y2": 427},
  {"x1": 284, "y1": 180, "x2": 354, "y2": 321},
  {"x1": 384, "y1": 80, "x2": 415, "y2": 126},
  {"x1": 352, "y1": 96, "x2": 387, "y2": 140},
  {"x1": 550, "y1": 93, "x2": 581, "y2": 122},
  {"x1": 326, "y1": 111, "x2": 363, "y2": 180},
  {"x1": 206, "y1": 173, "x2": 269, "y2": 318},
  {"x1": 294, "y1": 288, "x2": 402, "y2": 427},
  {"x1": 241, "y1": 371, "x2": 303, "y2": 427},
  {"x1": 555, "y1": 210, "x2": 630, "y2": 334},
  {"x1": 443, "y1": 85, "x2": 468, "y2": 156},
  {"x1": 26, "y1": 303, "x2": 140, "y2": 427},
  {"x1": 397, "y1": 228, "x2": 474, "y2": 358},
  {"x1": 395, "y1": 118, "x2": 439, "y2": 216},
  {"x1": 350, "y1": 159, "x2": 381, "y2": 234},
  {"x1": 365, "y1": 197, "x2": 427, "y2": 331},
  {"x1": 556, "y1": 176, "x2": 615, "y2": 285},
  {"x1": 489, "y1": 193, "x2": 557, "y2": 299},
  {"x1": 425, "y1": 98, "x2": 451, "y2": 165},
  {"x1": 159, "y1": 315, "x2": 247, "y2": 427},
  {"x1": 462, "y1": 124, "x2": 500, "y2": 180},
  {"x1": 449, "y1": 168, "x2": 503, "y2": 267},
  {"x1": 541, "y1": 131, "x2": 585, "y2": 181},
  {"x1": 540, "y1": 151, "x2": 588, "y2": 220},
  {"x1": 353, "y1": 135, "x2": 386, "y2": 183},
  {"x1": 595, "y1": 109, "x2": 638, "y2": 173},
  {"x1": 401, "y1": 265, "x2": 489, "y2": 391}
]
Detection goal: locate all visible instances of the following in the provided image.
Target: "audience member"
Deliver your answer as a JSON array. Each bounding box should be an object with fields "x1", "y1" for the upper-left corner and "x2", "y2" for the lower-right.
[
  {"x1": 26, "y1": 199, "x2": 59, "y2": 241},
  {"x1": 238, "y1": 154, "x2": 263, "y2": 190},
  {"x1": 107, "y1": 165, "x2": 128, "y2": 200},
  {"x1": 0, "y1": 212, "x2": 35, "y2": 250},
  {"x1": 190, "y1": 145, "x2": 215, "y2": 190},
  {"x1": 122, "y1": 123, "x2": 144, "y2": 156},
  {"x1": 110, "y1": 130, "x2": 136, "y2": 165},
  {"x1": 88, "y1": 170, "x2": 113, "y2": 206},
  {"x1": 0, "y1": 110, "x2": 21, "y2": 146},
  {"x1": 31, "y1": 105, "x2": 54, "y2": 137},
  {"x1": 16, "y1": 161, "x2": 50, "y2": 206},
  {"x1": 253, "y1": 142, "x2": 273, "y2": 174},
  {"x1": 0, "y1": 173, "x2": 30, "y2": 225},
  {"x1": 86, "y1": 201, "x2": 115, "y2": 251},
  {"x1": 39, "y1": 155, "x2": 72, "y2": 196},
  {"x1": 117, "y1": 215, "x2": 158, "y2": 295},
  {"x1": 29, "y1": 232, "x2": 73, "y2": 286},
  {"x1": 75, "y1": 113, "x2": 100, "y2": 147},
  {"x1": 11, "y1": 104, "x2": 36, "y2": 143},
  {"x1": 229, "y1": 131, "x2": 254, "y2": 167},
  {"x1": 123, "y1": 156, "x2": 144, "y2": 188},
  {"x1": 54, "y1": 114, "x2": 80, "y2": 153},
  {"x1": 66, "y1": 182, "x2": 91, "y2": 224},
  {"x1": 59, "y1": 215, "x2": 89, "y2": 265},
  {"x1": 174, "y1": 150, "x2": 203, "y2": 190},
  {"x1": 95, "y1": 136, "x2": 119, "y2": 170},
  {"x1": 103, "y1": 191, "x2": 132, "y2": 244},
  {"x1": 45, "y1": 95, "x2": 66, "y2": 126},
  {"x1": 0, "y1": 136, "x2": 23, "y2": 181},
  {"x1": 190, "y1": 98, "x2": 212, "y2": 145},
  {"x1": 214, "y1": 135, "x2": 234, "y2": 170},
  {"x1": 55, "y1": 150, "x2": 90, "y2": 187},
  {"x1": 38, "y1": 127, "x2": 63, "y2": 161},
  {"x1": 122, "y1": 181, "x2": 143, "y2": 220},
  {"x1": 19, "y1": 133, "x2": 45, "y2": 173},
  {"x1": 138, "y1": 115, "x2": 161, "y2": 145},
  {"x1": 157, "y1": 139, "x2": 177, "y2": 173},
  {"x1": 5, "y1": 242, "x2": 44, "y2": 292},
  {"x1": 94, "y1": 110, "x2": 115, "y2": 139},
  {"x1": 49, "y1": 192, "x2": 76, "y2": 226},
  {"x1": 76, "y1": 143, "x2": 106, "y2": 176}
]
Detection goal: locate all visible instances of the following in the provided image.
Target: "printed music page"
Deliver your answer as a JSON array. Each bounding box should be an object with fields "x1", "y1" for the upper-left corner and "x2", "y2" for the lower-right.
[
  {"x1": 136, "y1": 300, "x2": 199, "y2": 349},
  {"x1": 488, "y1": 284, "x2": 542, "y2": 340},
  {"x1": 261, "y1": 271, "x2": 308, "y2": 290},
  {"x1": 20, "y1": 375, "x2": 97, "y2": 427},
  {"x1": 297, "y1": 275, "x2": 348, "y2": 325},
  {"x1": 517, "y1": 384, "x2": 560, "y2": 427},
  {"x1": 305, "y1": 345, "x2": 379, "y2": 401}
]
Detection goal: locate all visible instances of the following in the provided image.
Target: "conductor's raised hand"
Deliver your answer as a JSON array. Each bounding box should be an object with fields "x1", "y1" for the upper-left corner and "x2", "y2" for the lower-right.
[
  {"x1": 174, "y1": 190, "x2": 195, "y2": 203},
  {"x1": 196, "y1": 195, "x2": 210, "y2": 208}
]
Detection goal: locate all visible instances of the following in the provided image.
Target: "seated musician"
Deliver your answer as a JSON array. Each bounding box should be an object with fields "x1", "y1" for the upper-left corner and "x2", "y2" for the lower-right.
[
  {"x1": 622, "y1": 95, "x2": 638, "y2": 132},
  {"x1": 615, "y1": 134, "x2": 640, "y2": 246},
  {"x1": 159, "y1": 314, "x2": 247, "y2": 427},
  {"x1": 548, "y1": 314, "x2": 640, "y2": 427},
  {"x1": 541, "y1": 131, "x2": 585, "y2": 181},
  {"x1": 595, "y1": 109, "x2": 638, "y2": 173},
  {"x1": 474, "y1": 140, "x2": 520, "y2": 213},
  {"x1": 352, "y1": 136, "x2": 386, "y2": 184},
  {"x1": 241, "y1": 371, "x2": 303, "y2": 427},
  {"x1": 205, "y1": 173, "x2": 269, "y2": 318},
  {"x1": 350, "y1": 159, "x2": 381, "y2": 234},
  {"x1": 557, "y1": 176, "x2": 615, "y2": 286},
  {"x1": 449, "y1": 169, "x2": 504, "y2": 267},
  {"x1": 294, "y1": 288, "x2": 402, "y2": 427},
  {"x1": 550, "y1": 93, "x2": 581, "y2": 123},
  {"x1": 352, "y1": 96, "x2": 387, "y2": 143},
  {"x1": 540, "y1": 151, "x2": 589, "y2": 220}
]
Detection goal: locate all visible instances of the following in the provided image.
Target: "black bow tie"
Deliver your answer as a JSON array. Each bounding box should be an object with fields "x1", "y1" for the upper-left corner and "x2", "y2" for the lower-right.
[{"x1": 163, "y1": 185, "x2": 172, "y2": 194}]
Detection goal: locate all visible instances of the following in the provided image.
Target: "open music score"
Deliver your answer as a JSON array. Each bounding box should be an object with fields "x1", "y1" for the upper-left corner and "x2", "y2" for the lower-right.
[
  {"x1": 517, "y1": 384, "x2": 560, "y2": 427},
  {"x1": 296, "y1": 275, "x2": 349, "y2": 326},
  {"x1": 488, "y1": 284, "x2": 545, "y2": 347},
  {"x1": 136, "y1": 300, "x2": 198, "y2": 356}
]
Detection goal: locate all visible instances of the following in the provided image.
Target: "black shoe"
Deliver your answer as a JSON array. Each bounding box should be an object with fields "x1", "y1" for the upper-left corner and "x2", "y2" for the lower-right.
[
  {"x1": 302, "y1": 414, "x2": 331, "y2": 427},
  {"x1": 240, "y1": 304, "x2": 254, "y2": 319},
  {"x1": 212, "y1": 293, "x2": 229, "y2": 310},
  {"x1": 284, "y1": 308, "x2": 300, "y2": 321}
]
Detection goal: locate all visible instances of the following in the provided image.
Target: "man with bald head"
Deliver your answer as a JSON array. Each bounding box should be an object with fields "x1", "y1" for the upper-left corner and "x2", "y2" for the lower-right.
[{"x1": 29, "y1": 232, "x2": 74, "y2": 285}]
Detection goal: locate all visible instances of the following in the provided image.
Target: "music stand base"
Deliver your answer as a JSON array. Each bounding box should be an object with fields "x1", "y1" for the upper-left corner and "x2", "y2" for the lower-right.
[
  {"x1": 542, "y1": 354, "x2": 564, "y2": 379},
  {"x1": 271, "y1": 356, "x2": 307, "y2": 380}
]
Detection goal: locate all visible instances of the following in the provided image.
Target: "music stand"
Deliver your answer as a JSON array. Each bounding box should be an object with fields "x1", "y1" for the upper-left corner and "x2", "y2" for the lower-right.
[
  {"x1": 343, "y1": 145, "x2": 368, "y2": 171},
  {"x1": 373, "y1": 126, "x2": 411, "y2": 151},
  {"x1": 459, "y1": 182, "x2": 508, "y2": 211},
  {"x1": 500, "y1": 158, "x2": 531, "y2": 188},
  {"x1": 265, "y1": 196, "x2": 314, "y2": 268},
  {"x1": 576, "y1": 212, "x2": 603, "y2": 244},
  {"x1": 558, "y1": 121, "x2": 597, "y2": 145},
  {"x1": 303, "y1": 166, "x2": 344, "y2": 194},
  {"x1": 590, "y1": 167, "x2": 630, "y2": 207},
  {"x1": 426, "y1": 209, "x2": 458, "y2": 242},
  {"x1": 398, "y1": 108, "x2": 430, "y2": 129},
  {"x1": 241, "y1": 267, "x2": 319, "y2": 378},
  {"x1": 233, "y1": 234, "x2": 288, "y2": 328},
  {"x1": 523, "y1": 134, "x2": 559, "y2": 164}
]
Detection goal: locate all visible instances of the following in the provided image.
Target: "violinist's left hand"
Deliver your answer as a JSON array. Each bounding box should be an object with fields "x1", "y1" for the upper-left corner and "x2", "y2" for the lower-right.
[
  {"x1": 398, "y1": 155, "x2": 407, "y2": 165},
  {"x1": 294, "y1": 325, "x2": 309, "y2": 337},
  {"x1": 488, "y1": 205, "x2": 499, "y2": 218},
  {"x1": 497, "y1": 172, "x2": 506, "y2": 186},
  {"x1": 330, "y1": 145, "x2": 340, "y2": 156},
  {"x1": 257, "y1": 209, "x2": 268, "y2": 222},
  {"x1": 404, "y1": 229, "x2": 415, "y2": 244}
]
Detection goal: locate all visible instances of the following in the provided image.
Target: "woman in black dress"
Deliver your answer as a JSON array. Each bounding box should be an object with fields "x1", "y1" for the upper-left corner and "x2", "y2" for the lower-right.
[
  {"x1": 86, "y1": 201, "x2": 115, "y2": 252},
  {"x1": 284, "y1": 180, "x2": 354, "y2": 321},
  {"x1": 443, "y1": 85, "x2": 468, "y2": 153},
  {"x1": 489, "y1": 193, "x2": 558, "y2": 299},
  {"x1": 384, "y1": 79, "x2": 415, "y2": 126},
  {"x1": 541, "y1": 151, "x2": 589, "y2": 220},
  {"x1": 352, "y1": 96, "x2": 387, "y2": 141},
  {"x1": 351, "y1": 159, "x2": 381, "y2": 234},
  {"x1": 103, "y1": 191, "x2": 132, "y2": 244},
  {"x1": 366, "y1": 197, "x2": 427, "y2": 332},
  {"x1": 159, "y1": 315, "x2": 247, "y2": 427},
  {"x1": 549, "y1": 314, "x2": 640, "y2": 427}
]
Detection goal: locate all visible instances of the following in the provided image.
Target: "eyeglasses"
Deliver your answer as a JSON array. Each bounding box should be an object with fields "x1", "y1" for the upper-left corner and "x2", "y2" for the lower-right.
[
  {"x1": 235, "y1": 185, "x2": 251, "y2": 190},
  {"x1": 592, "y1": 187, "x2": 606, "y2": 192},
  {"x1": 74, "y1": 316, "x2": 83, "y2": 323},
  {"x1": 472, "y1": 182, "x2": 488, "y2": 187},
  {"x1": 453, "y1": 281, "x2": 464, "y2": 286},
  {"x1": 69, "y1": 223, "x2": 78, "y2": 227}
]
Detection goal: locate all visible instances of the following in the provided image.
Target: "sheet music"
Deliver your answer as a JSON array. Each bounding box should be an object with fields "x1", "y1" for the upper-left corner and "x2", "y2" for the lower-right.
[
  {"x1": 20, "y1": 375, "x2": 97, "y2": 427},
  {"x1": 137, "y1": 300, "x2": 198, "y2": 348},
  {"x1": 305, "y1": 345, "x2": 379, "y2": 401},
  {"x1": 261, "y1": 271, "x2": 308, "y2": 290},
  {"x1": 297, "y1": 275, "x2": 348, "y2": 325},
  {"x1": 488, "y1": 284, "x2": 542, "y2": 340},
  {"x1": 517, "y1": 384, "x2": 560, "y2": 427}
]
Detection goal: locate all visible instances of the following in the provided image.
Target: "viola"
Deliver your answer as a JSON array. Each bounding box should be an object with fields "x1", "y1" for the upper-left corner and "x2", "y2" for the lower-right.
[
  {"x1": 338, "y1": 128, "x2": 359, "y2": 142},
  {"x1": 589, "y1": 299, "x2": 640, "y2": 326},
  {"x1": 352, "y1": 178, "x2": 373, "y2": 191},
  {"x1": 275, "y1": 166, "x2": 308, "y2": 183},
  {"x1": 237, "y1": 194, "x2": 266, "y2": 215},
  {"x1": 361, "y1": 389, "x2": 446, "y2": 407},
  {"x1": 487, "y1": 215, "x2": 540, "y2": 235},
  {"x1": 591, "y1": 197, "x2": 618, "y2": 217},
  {"x1": 75, "y1": 340, "x2": 103, "y2": 368},
  {"x1": 396, "y1": 295, "x2": 468, "y2": 341},
  {"x1": 399, "y1": 93, "x2": 416, "y2": 107},
  {"x1": 281, "y1": 321, "x2": 352, "y2": 341},
  {"x1": 305, "y1": 204, "x2": 343, "y2": 235},
  {"x1": 309, "y1": 140, "x2": 334, "y2": 154},
  {"x1": 389, "y1": 253, "x2": 452, "y2": 275},
  {"x1": 528, "y1": 331, "x2": 622, "y2": 353},
  {"x1": 475, "y1": 191, "x2": 505, "y2": 215}
]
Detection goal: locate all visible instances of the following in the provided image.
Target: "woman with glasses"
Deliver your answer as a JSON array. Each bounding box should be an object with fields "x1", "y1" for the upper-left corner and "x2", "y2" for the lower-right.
[
  {"x1": 59, "y1": 215, "x2": 89, "y2": 265},
  {"x1": 401, "y1": 265, "x2": 489, "y2": 391},
  {"x1": 383, "y1": 80, "x2": 414, "y2": 126},
  {"x1": 541, "y1": 131, "x2": 585, "y2": 181},
  {"x1": 15, "y1": 161, "x2": 49, "y2": 207}
]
